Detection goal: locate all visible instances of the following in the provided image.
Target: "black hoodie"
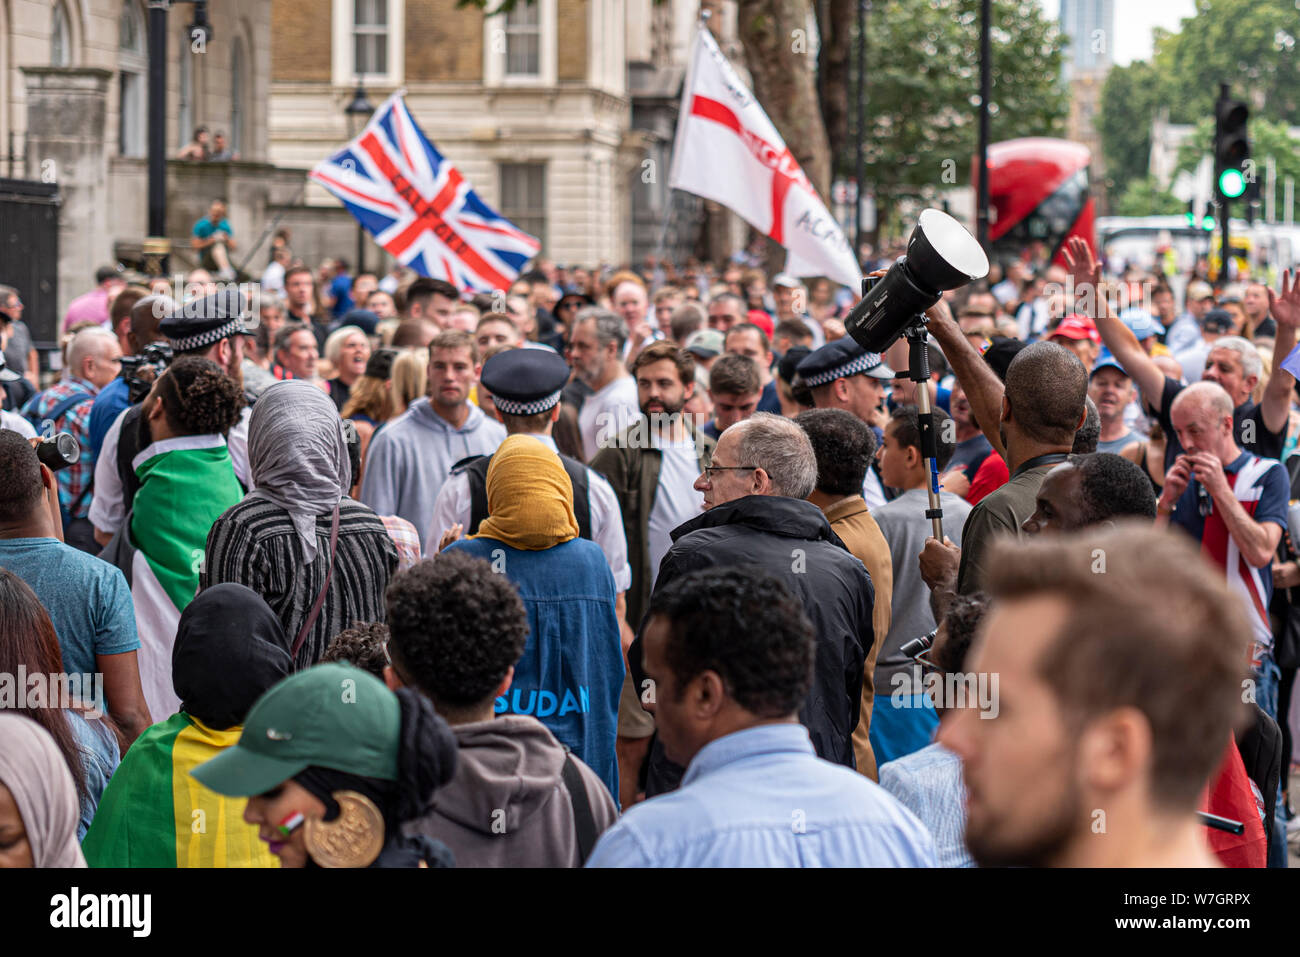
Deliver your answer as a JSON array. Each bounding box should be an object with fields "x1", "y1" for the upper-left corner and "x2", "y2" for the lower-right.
[{"x1": 628, "y1": 495, "x2": 875, "y2": 796}]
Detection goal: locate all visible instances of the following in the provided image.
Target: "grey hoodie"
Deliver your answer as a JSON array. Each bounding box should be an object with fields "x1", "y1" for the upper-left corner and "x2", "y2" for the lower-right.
[
  {"x1": 404, "y1": 715, "x2": 618, "y2": 868},
  {"x1": 359, "y1": 398, "x2": 505, "y2": 550}
]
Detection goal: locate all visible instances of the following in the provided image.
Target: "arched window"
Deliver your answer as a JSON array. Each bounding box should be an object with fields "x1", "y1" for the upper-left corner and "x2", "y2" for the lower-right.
[
  {"x1": 230, "y1": 38, "x2": 245, "y2": 157},
  {"x1": 52, "y1": 2, "x2": 72, "y2": 67},
  {"x1": 118, "y1": 1, "x2": 147, "y2": 157}
]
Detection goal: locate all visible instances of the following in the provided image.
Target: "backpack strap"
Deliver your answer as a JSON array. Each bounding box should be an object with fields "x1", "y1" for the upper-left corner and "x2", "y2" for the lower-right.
[
  {"x1": 559, "y1": 748, "x2": 598, "y2": 866},
  {"x1": 27, "y1": 389, "x2": 93, "y2": 432},
  {"x1": 462, "y1": 456, "x2": 492, "y2": 536},
  {"x1": 558, "y1": 454, "x2": 592, "y2": 540}
]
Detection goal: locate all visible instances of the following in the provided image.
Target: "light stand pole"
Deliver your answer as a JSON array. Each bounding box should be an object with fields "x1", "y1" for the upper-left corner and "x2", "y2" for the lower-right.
[
  {"x1": 344, "y1": 80, "x2": 375, "y2": 276},
  {"x1": 899, "y1": 317, "x2": 944, "y2": 540}
]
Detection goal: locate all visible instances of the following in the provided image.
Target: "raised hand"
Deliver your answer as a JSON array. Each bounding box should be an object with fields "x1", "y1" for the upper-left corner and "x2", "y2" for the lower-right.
[
  {"x1": 1062, "y1": 236, "x2": 1101, "y2": 295},
  {"x1": 1268, "y1": 269, "x2": 1300, "y2": 330}
]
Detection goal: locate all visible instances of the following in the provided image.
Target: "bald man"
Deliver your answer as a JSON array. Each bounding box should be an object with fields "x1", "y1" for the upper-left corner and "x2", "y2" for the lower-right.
[
  {"x1": 22, "y1": 327, "x2": 123, "y2": 551},
  {"x1": 1156, "y1": 381, "x2": 1288, "y2": 720},
  {"x1": 614, "y1": 280, "x2": 659, "y2": 365}
]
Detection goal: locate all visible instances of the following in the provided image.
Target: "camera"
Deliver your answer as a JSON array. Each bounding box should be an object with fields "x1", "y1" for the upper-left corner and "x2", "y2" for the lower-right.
[
  {"x1": 36, "y1": 432, "x2": 79, "y2": 473},
  {"x1": 845, "y1": 209, "x2": 989, "y2": 354},
  {"x1": 119, "y1": 342, "x2": 174, "y2": 405}
]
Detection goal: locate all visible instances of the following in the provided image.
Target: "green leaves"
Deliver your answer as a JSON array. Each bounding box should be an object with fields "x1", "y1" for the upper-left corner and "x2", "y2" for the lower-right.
[{"x1": 846, "y1": 0, "x2": 1068, "y2": 221}]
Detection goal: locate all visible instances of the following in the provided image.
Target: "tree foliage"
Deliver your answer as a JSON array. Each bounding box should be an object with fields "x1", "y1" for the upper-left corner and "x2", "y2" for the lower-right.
[
  {"x1": 1112, "y1": 176, "x2": 1185, "y2": 217},
  {"x1": 850, "y1": 0, "x2": 1068, "y2": 217},
  {"x1": 1099, "y1": 0, "x2": 1300, "y2": 197}
]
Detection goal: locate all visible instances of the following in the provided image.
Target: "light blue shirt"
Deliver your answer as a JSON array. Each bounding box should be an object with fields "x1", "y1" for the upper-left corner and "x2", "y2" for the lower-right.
[
  {"x1": 586, "y1": 724, "x2": 937, "y2": 868},
  {"x1": 879, "y1": 742, "x2": 975, "y2": 868}
]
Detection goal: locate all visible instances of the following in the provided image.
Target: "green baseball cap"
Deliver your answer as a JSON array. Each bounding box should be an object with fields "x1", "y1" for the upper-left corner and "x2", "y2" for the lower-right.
[{"x1": 191, "y1": 663, "x2": 401, "y2": 797}]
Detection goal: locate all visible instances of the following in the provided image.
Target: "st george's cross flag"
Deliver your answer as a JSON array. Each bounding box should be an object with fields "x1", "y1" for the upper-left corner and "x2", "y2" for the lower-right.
[
  {"x1": 310, "y1": 93, "x2": 540, "y2": 292},
  {"x1": 668, "y1": 26, "x2": 861, "y2": 288}
]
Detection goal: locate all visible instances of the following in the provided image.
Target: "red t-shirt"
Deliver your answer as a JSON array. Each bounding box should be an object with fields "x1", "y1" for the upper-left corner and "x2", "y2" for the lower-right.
[{"x1": 966, "y1": 452, "x2": 1010, "y2": 505}]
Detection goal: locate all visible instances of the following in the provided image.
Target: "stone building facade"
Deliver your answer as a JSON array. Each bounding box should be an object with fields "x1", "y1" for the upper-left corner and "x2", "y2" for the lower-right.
[{"x1": 0, "y1": 0, "x2": 279, "y2": 340}]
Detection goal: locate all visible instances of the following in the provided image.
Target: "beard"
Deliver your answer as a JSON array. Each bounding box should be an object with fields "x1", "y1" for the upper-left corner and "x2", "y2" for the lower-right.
[
  {"x1": 641, "y1": 395, "x2": 686, "y2": 420},
  {"x1": 966, "y1": 785, "x2": 1083, "y2": 868},
  {"x1": 576, "y1": 355, "x2": 605, "y2": 387}
]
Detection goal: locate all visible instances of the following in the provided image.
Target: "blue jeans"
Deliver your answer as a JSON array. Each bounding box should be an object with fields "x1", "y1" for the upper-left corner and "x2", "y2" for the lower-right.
[
  {"x1": 1255, "y1": 652, "x2": 1281, "y2": 724},
  {"x1": 1254, "y1": 651, "x2": 1287, "y2": 867}
]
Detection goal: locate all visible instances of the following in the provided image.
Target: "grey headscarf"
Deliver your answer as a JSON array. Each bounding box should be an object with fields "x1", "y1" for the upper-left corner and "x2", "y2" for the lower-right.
[
  {"x1": 245, "y1": 379, "x2": 349, "y2": 563},
  {"x1": 0, "y1": 714, "x2": 86, "y2": 868}
]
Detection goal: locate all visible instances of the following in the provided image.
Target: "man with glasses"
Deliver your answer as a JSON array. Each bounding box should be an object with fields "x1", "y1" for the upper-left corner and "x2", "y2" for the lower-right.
[{"x1": 625, "y1": 412, "x2": 876, "y2": 797}]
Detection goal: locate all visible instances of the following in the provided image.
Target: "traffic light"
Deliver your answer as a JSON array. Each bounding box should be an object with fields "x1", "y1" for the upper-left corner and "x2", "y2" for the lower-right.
[
  {"x1": 1187, "y1": 198, "x2": 1215, "y2": 231},
  {"x1": 1214, "y1": 87, "x2": 1250, "y2": 201}
]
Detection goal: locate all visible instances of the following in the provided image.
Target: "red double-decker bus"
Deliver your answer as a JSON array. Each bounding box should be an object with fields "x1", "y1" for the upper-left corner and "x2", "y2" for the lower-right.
[{"x1": 974, "y1": 137, "x2": 1096, "y2": 268}]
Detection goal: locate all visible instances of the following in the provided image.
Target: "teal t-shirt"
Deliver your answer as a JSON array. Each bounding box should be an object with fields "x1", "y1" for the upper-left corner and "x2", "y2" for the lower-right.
[
  {"x1": 0, "y1": 537, "x2": 140, "y2": 678},
  {"x1": 192, "y1": 217, "x2": 233, "y2": 239}
]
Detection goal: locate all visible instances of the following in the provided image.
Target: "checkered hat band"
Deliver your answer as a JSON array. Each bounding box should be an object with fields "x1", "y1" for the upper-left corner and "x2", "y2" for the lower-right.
[
  {"x1": 491, "y1": 388, "x2": 563, "y2": 416},
  {"x1": 168, "y1": 317, "x2": 245, "y2": 353},
  {"x1": 802, "y1": 352, "x2": 882, "y2": 388}
]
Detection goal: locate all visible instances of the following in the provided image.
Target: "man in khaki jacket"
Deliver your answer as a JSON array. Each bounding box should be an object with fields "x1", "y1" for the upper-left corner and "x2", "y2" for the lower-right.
[{"x1": 796, "y1": 408, "x2": 892, "y2": 780}]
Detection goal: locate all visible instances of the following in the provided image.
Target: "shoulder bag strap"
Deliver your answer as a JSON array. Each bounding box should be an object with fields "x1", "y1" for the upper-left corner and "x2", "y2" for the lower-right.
[
  {"x1": 291, "y1": 505, "x2": 341, "y2": 661},
  {"x1": 559, "y1": 749, "x2": 598, "y2": 865}
]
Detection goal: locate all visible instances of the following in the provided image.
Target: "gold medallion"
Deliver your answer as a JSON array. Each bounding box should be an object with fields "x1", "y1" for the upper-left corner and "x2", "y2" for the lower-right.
[{"x1": 303, "y1": 791, "x2": 385, "y2": 868}]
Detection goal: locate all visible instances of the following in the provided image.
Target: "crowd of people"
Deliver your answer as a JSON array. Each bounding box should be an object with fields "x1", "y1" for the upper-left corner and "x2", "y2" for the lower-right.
[{"x1": 0, "y1": 232, "x2": 1298, "y2": 869}]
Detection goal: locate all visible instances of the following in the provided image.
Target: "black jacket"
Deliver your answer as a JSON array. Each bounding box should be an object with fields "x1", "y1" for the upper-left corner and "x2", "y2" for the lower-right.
[{"x1": 629, "y1": 495, "x2": 874, "y2": 795}]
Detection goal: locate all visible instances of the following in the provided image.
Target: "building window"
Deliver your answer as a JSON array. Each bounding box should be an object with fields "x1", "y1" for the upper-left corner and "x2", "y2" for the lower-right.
[
  {"x1": 178, "y1": 29, "x2": 193, "y2": 150},
  {"x1": 331, "y1": 0, "x2": 403, "y2": 88},
  {"x1": 52, "y1": 2, "x2": 72, "y2": 66},
  {"x1": 484, "y1": 0, "x2": 555, "y2": 87},
  {"x1": 500, "y1": 163, "x2": 546, "y2": 249},
  {"x1": 505, "y1": 2, "x2": 540, "y2": 77},
  {"x1": 230, "y1": 39, "x2": 245, "y2": 156},
  {"x1": 118, "y1": 1, "x2": 147, "y2": 158},
  {"x1": 354, "y1": 0, "x2": 388, "y2": 77}
]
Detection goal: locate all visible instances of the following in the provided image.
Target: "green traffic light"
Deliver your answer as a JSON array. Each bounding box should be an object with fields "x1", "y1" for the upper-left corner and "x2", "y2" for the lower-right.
[
  {"x1": 1202, "y1": 215, "x2": 1215, "y2": 231},
  {"x1": 1219, "y1": 168, "x2": 1246, "y2": 199}
]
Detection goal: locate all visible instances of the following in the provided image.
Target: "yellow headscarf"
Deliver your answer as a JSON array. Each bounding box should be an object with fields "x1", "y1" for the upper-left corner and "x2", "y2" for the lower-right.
[{"x1": 473, "y1": 435, "x2": 580, "y2": 550}]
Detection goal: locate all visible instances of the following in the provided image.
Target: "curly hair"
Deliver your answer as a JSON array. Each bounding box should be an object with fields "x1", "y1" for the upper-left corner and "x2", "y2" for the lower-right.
[
  {"x1": 1069, "y1": 452, "x2": 1158, "y2": 525},
  {"x1": 795, "y1": 407, "x2": 876, "y2": 496},
  {"x1": 647, "y1": 566, "x2": 814, "y2": 717},
  {"x1": 384, "y1": 551, "x2": 529, "y2": 715},
  {"x1": 321, "y1": 621, "x2": 390, "y2": 680},
  {"x1": 156, "y1": 355, "x2": 245, "y2": 437},
  {"x1": 933, "y1": 591, "x2": 990, "y2": 675}
]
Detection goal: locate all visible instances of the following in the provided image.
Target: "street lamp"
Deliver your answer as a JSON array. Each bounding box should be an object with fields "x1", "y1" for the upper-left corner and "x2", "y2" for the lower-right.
[
  {"x1": 344, "y1": 80, "x2": 375, "y2": 276},
  {"x1": 145, "y1": 0, "x2": 211, "y2": 277}
]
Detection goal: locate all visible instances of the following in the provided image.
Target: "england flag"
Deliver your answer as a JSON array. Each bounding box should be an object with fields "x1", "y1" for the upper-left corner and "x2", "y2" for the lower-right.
[
  {"x1": 310, "y1": 93, "x2": 540, "y2": 292},
  {"x1": 668, "y1": 26, "x2": 861, "y2": 288}
]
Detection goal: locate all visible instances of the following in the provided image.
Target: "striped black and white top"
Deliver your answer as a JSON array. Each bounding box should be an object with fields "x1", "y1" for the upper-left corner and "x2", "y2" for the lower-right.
[{"x1": 202, "y1": 497, "x2": 399, "y2": 669}]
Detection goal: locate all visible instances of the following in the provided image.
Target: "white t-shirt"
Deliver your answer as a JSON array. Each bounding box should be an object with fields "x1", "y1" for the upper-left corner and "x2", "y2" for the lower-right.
[
  {"x1": 647, "y1": 438, "x2": 704, "y2": 591},
  {"x1": 578, "y1": 375, "x2": 640, "y2": 462},
  {"x1": 1, "y1": 408, "x2": 36, "y2": 438}
]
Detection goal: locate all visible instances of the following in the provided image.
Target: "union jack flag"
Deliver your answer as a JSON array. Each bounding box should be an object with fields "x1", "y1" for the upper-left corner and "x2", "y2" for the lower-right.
[{"x1": 309, "y1": 92, "x2": 540, "y2": 292}]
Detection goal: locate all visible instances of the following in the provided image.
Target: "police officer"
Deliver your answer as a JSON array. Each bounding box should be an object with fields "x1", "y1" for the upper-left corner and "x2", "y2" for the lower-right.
[
  {"x1": 427, "y1": 347, "x2": 632, "y2": 592},
  {"x1": 797, "y1": 337, "x2": 895, "y2": 508}
]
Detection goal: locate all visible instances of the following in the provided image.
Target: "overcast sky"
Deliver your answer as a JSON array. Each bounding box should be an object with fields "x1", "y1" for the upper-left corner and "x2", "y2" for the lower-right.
[{"x1": 1039, "y1": 0, "x2": 1198, "y2": 65}]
